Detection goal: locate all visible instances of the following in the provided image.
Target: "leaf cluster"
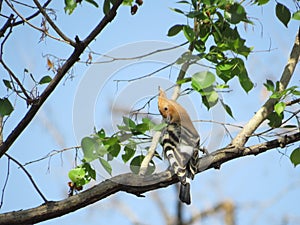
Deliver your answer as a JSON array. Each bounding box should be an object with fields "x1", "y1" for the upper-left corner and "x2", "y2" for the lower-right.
[
  {"x1": 64, "y1": 0, "x2": 99, "y2": 14},
  {"x1": 264, "y1": 80, "x2": 300, "y2": 128},
  {"x1": 68, "y1": 117, "x2": 166, "y2": 189},
  {"x1": 168, "y1": 0, "x2": 254, "y2": 115},
  {"x1": 253, "y1": 1, "x2": 300, "y2": 27}
]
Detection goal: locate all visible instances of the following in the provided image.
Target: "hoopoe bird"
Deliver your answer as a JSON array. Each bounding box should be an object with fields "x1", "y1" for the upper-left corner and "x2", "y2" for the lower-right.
[{"x1": 158, "y1": 87, "x2": 200, "y2": 205}]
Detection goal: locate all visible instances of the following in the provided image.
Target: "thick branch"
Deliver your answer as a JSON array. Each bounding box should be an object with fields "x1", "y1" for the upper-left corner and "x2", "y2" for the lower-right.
[
  {"x1": 0, "y1": 0, "x2": 124, "y2": 158},
  {"x1": 231, "y1": 28, "x2": 300, "y2": 147},
  {"x1": 1, "y1": 132, "x2": 299, "y2": 225}
]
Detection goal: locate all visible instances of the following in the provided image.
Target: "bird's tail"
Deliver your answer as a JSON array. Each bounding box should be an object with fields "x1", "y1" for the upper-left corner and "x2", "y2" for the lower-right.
[{"x1": 179, "y1": 180, "x2": 191, "y2": 205}]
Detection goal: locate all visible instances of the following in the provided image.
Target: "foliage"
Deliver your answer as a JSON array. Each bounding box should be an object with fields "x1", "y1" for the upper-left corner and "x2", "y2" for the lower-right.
[
  {"x1": 68, "y1": 117, "x2": 166, "y2": 189},
  {"x1": 64, "y1": 0, "x2": 99, "y2": 14},
  {"x1": 290, "y1": 147, "x2": 300, "y2": 167},
  {"x1": 264, "y1": 80, "x2": 300, "y2": 128},
  {"x1": 0, "y1": 98, "x2": 14, "y2": 117},
  {"x1": 168, "y1": 0, "x2": 253, "y2": 113}
]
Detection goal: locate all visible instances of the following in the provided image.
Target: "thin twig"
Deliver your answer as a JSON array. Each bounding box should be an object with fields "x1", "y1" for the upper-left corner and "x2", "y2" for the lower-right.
[
  {"x1": 90, "y1": 41, "x2": 189, "y2": 63},
  {"x1": 4, "y1": 153, "x2": 48, "y2": 203},
  {"x1": 5, "y1": 0, "x2": 70, "y2": 44},
  {"x1": 12, "y1": 0, "x2": 52, "y2": 27},
  {"x1": 0, "y1": 157, "x2": 10, "y2": 209},
  {"x1": 285, "y1": 98, "x2": 300, "y2": 106},
  {"x1": 251, "y1": 109, "x2": 300, "y2": 137},
  {"x1": 114, "y1": 61, "x2": 176, "y2": 83},
  {"x1": 32, "y1": 0, "x2": 75, "y2": 46},
  {"x1": 0, "y1": 59, "x2": 33, "y2": 102},
  {"x1": 23, "y1": 146, "x2": 80, "y2": 167}
]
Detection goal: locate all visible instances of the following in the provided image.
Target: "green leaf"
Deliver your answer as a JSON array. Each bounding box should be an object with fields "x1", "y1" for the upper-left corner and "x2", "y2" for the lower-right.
[
  {"x1": 176, "y1": 0, "x2": 190, "y2": 4},
  {"x1": 292, "y1": 10, "x2": 300, "y2": 20},
  {"x1": 64, "y1": 0, "x2": 77, "y2": 14},
  {"x1": 176, "y1": 77, "x2": 192, "y2": 85},
  {"x1": 130, "y1": 155, "x2": 144, "y2": 174},
  {"x1": 99, "y1": 157, "x2": 112, "y2": 175},
  {"x1": 167, "y1": 24, "x2": 184, "y2": 37},
  {"x1": 0, "y1": 98, "x2": 14, "y2": 116},
  {"x1": 198, "y1": 23, "x2": 210, "y2": 42},
  {"x1": 221, "y1": 101, "x2": 234, "y2": 118},
  {"x1": 254, "y1": 0, "x2": 269, "y2": 5},
  {"x1": 264, "y1": 79, "x2": 275, "y2": 92},
  {"x1": 215, "y1": 84, "x2": 229, "y2": 89},
  {"x1": 291, "y1": 89, "x2": 300, "y2": 96},
  {"x1": 276, "y1": 3, "x2": 291, "y2": 27},
  {"x1": 122, "y1": 0, "x2": 133, "y2": 6},
  {"x1": 117, "y1": 125, "x2": 130, "y2": 132},
  {"x1": 194, "y1": 39, "x2": 206, "y2": 52},
  {"x1": 216, "y1": 60, "x2": 236, "y2": 83},
  {"x1": 236, "y1": 61, "x2": 253, "y2": 93},
  {"x1": 267, "y1": 112, "x2": 283, "y2": 128},
  {"x1": 170, "y1": 8, "x2": 185, "y2": 14},
  {"x1": 202, "y1": 90, "x2": 219, "y2": 110},
  {"x1": 123, "y1": 116, "x2": 136, "y2": 129},
  {"x1": 39, "y1": 76, "x2": 52, "y2": 84},
  {"x1": 130, "y1": 155, "x2": 155, "y2": 175},
  {"x1": 142, "y1": 117, "x2": 155, "y2": 129},
  {"x1": 81, "y1": 137, "x2": 98, "y2": 162},
  {"x1": 183, "y1": 25, "x2": 195, "y2": 42},
  {"x1": 192, "y1": 71, "x2": 216, "y2": 91},
  {"x1": 152, "y1": 122, "x2": 167, "y2": 131},
  {"x1": 290, "y1": 148, "x2": 300, "y2": 167},
  {"x1": 3, "y1": 79, "x2": 12, "y2": 89},
  {"x1": 108, "y1": 143, "x2": 121, "y2": 157},
  {"x1": 85, "y1": 0, "x2": 99, "y2": 7},
  {"x1": 274, "y1": 102, "x2": 286, "y2": 115},
  {"x1": 97, "y1": 129, "x2": 106, "y2": 139},
  {"x1": 68, "y1": 167, "x2": 87, "y2": 186},
  {"x1": 122, "y1": 145, "x2": 136, "y2": 163},
  {"x1": 81, "y1": 137, "x2": 107, "y2": 162},
  {"x1": 224, "y1": 3, "x2": 247, "y2": 24},
  {"x1": 103, "y1": 0, "x2": 111, "y2": 15},
  {"x1": 103, "y1": 136, "x2": 118, "y2": 146},
  {"x1": 82, "y1": 163, "x2": 96, "y2": 180},
  {"x1": 134, "y1": 123, "x2": 149, "y2": 135}
]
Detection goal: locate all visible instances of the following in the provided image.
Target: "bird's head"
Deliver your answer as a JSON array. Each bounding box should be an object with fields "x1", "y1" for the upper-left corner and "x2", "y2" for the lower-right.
[{"x1": 158, "y1": 87, "x2": 185, "y2": 124}]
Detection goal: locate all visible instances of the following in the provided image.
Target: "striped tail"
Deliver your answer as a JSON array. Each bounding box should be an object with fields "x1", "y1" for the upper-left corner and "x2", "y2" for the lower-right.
[{"x1": 179, "y1": 180, "x2": 191, "y2": 205}]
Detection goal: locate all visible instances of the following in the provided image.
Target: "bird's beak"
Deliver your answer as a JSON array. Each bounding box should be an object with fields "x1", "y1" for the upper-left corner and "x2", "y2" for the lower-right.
[{"x1": 166, "y1": 114, "x2": 171, "y2": 123}]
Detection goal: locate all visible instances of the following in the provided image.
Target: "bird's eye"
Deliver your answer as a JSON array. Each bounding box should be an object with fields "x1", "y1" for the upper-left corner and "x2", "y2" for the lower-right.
[{"x1": 164, "y1": 107, "x2": 168, "y2": 111}]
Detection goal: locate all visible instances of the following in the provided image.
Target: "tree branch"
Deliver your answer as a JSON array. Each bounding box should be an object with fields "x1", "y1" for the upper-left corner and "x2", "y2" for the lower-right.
[
  {"x1": 4, "y1": 153, "x2": 48, "y2": 203},
  {"x1": 1, "y1": 132, "x2": 299, "y2": 225},
  {"x1": 12, "y1": 0, "x2": 52, "y2": 27},
  {"x1": 231, "y1": 28, "x2": 300, "y2": 147},
  {"x1": 32, "y1": 0, "x2": 75, "y2": 46},
  {"x1": 0, "y1": 0, "x2": 124, "y2": 158}
]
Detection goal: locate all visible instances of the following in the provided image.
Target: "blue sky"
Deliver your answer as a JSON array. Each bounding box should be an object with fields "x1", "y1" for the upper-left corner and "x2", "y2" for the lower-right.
[{"x1": 0, "y1": 0, "x2": 300, "y2": 225}]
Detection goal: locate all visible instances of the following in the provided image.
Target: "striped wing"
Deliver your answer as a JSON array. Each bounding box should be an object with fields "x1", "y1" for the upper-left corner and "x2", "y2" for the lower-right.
[{"x1": 161, "y1": 123, "x2": 199, "y2": 183}]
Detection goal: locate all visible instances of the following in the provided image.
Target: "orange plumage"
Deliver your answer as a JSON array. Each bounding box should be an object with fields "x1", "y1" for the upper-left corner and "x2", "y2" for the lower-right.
[{"x1": 158, "y1": 88, "x2": 198, "y2": 137}]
